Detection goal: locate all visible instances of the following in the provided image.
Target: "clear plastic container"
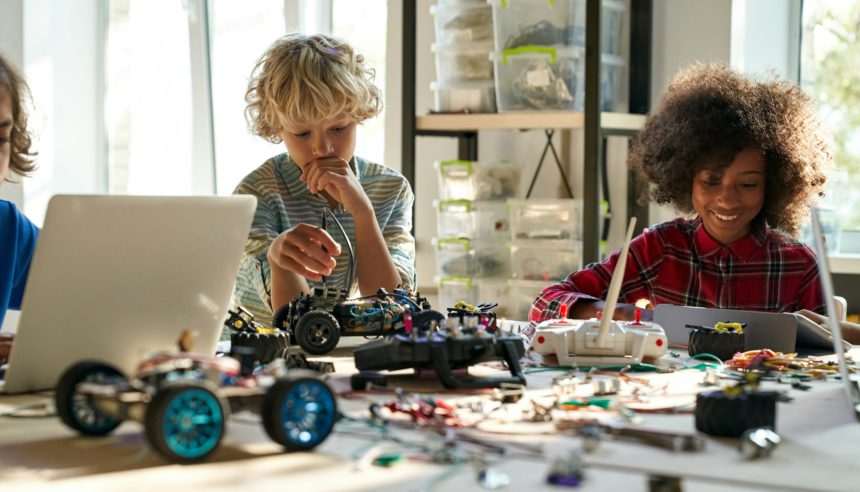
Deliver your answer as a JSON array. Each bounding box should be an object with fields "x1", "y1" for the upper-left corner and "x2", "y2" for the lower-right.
[
  {"x1": 436, "y1": 160, "x2": 521, "y2": 200},
  {"x1": 434, "y1": 237, "x2": 511, "y2": 278},
  {"x1": 494, "y1": 46, "x2": 624, "y2": 112},
  {"x1": 431, "y1": 80, "x2": 497, "y2": 113},
  {"x1": 435, "y1": 199, "x2": 510, "y2": 239},
  {"x1": 509, "y1": 279, "x2": 549, "y2": 321},
  {"x1": 510, "y1": 239, "x2": 581, "y2": 281},
  {"x1": 508, "y1": 198, "x2": 583, "y2": 240},
  {"x1": 571, "y1": 0, "x2": 626, "y2": 55},
  {"x1": 492, "y1": 0, "x2": 625, "y2": 52},
  {"x1": 491, "y1": 0, "x2": 577, "y2": 51},
  {"x1": 476, "y1": 279, "x2": 512, "y2": 318},
  {"x1": 432, "y1": 41, "x2": 494, "y2": 83},
  {"x1": 437, "y1": 275, "x2": 476, "y2": 312},
  {"x1": 431, "y1": 1, "x2": 494, "y2": 45}
]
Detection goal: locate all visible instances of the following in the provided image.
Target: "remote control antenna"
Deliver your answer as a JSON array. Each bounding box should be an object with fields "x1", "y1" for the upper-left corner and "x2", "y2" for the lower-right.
[{"x1": 596, "y1": 217, "x2": 637, "y2": 347}]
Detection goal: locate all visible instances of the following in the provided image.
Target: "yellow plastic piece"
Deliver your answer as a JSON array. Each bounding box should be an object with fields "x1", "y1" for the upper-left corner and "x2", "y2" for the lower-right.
[{"x1": 714, "y1": 322, "x2": 744, "y2": 334}]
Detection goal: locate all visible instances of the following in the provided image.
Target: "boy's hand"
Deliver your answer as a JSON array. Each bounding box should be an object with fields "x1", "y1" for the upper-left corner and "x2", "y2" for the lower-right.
[
  {"x1": 268, "y1": 224, "x2": 342, "y2": 282},
  {"x1": 301, "y1": 156, "x2": 371, "y2": 215}
]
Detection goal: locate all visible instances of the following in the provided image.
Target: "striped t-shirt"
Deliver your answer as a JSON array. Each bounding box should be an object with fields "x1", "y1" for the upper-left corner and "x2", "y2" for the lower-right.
[{"x1": 232, "y1": 153, "x2": 416, "y2": 323}]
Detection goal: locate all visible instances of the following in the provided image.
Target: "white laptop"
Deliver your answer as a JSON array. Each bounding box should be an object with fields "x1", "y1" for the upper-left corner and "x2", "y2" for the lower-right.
[
  {"x1": 0, "y1": 194, "x2": 256, "y2": 393},
  {"x1": 810, "y1": 208, "x2": 860, "y2": 420},
  {"x1": 655, "y1": 304, "x2": 852, "y2": 353},
  {"x1": 654, "y1": 304, "x2": 799, "y2": 352}
]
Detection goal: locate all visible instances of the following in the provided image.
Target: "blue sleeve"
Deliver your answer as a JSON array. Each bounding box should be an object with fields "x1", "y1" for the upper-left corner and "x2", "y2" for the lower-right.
[{"x1": 0, "y1": 201, "x2": 39, "y2": 325}]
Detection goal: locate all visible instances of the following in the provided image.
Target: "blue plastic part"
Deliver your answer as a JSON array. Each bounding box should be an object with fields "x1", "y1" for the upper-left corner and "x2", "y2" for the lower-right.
[
  {"x1": 279, "y1": 379, "x2": 336, "y2": 447},
  {"x1": 162, "y1": 388, "x2": 224, "y2": 459},
  {"x1": 72, "y1": 372, "x2": 121, "y2": 434}
]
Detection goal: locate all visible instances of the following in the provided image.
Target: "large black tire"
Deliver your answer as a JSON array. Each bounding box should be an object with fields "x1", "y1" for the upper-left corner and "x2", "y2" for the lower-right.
[
  {"x1": 55, "y1": 361, "x2": 126, "y2": 436},
  {"x1": 231, "y1": 330, "x2": 288, "y2": 364},
  {"x1": 295, "y1": 310, "x2": 341, "y2": 355},
  {"x1": 261, "y1": 372, "x2": 338, "y2": 451},
  {"x1": 688, "y1": 329, "x2": 745, "y2": 361},
  {"x1": 695, "y1": 390, "x2": 777, "y2": 437},
  {"x1": 144, "y1": 380, "x2": 227, "y2": 463},
  {"x1": 272, "y1": 304, "x2": 292, "y2": 331},
  {"x1": 411, "y1": 309, "x2": 446, "y2": 331}
]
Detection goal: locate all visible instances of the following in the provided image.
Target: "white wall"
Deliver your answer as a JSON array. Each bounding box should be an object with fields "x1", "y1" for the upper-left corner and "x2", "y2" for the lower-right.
[{"x1": 0, "y1": 0, "x2": 24, "y2": 206}]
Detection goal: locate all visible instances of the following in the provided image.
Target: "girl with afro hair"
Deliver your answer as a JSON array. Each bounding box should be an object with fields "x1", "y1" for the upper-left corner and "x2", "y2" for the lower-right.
[{"x1": 529, "y1": 63, "x2": 857, "y2": 339}]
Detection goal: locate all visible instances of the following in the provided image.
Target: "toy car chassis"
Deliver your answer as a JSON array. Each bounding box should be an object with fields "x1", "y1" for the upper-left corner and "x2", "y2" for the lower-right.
[
  {"x1": 273, "y1": 287, "x2": 445, "y2": 356},
  {"x1": 353, "y1": 326, "x2": 527, "y2": 389},
  {"x1": 55, "y1": 352, "x2": 338, "y2": 463}
]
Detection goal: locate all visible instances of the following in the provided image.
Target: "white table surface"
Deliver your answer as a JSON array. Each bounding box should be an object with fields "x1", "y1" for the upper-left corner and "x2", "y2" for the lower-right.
[{"x1": 1, "y1": 340, "x2": 857, "y2": 492}]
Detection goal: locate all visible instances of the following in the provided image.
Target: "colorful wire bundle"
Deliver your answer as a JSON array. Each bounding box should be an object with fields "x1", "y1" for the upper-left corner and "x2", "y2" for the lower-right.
[{"x1": 723, "y1": 349, "x2": 846, "y2": 377}]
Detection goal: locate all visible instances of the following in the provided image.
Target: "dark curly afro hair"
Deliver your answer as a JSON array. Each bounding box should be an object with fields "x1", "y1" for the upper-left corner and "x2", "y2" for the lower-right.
[{"x1": 628, "y1": 63, "x2": 830, "y2": 238}]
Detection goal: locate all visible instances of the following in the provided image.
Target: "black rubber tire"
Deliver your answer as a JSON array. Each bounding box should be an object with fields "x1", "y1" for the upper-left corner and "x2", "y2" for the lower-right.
[
  {"x1": 144, "y1": 380, "x2": 227, "y2": 463},
  {"x1": 272, "y1": 304, "x2": 292, "y2": 331},
  {"x1": 350, "y1": 371, "x2": 389, "y2": 391},
  {"x1": 261, "y1": 372, "x2": 338, "y2": 451},
  {"x1": 56, "y1": 361, "x2": 126, "y2": 436},
  {"x1": 295, "y1": 310, "x2": 341, "y2": 355},
  {"x1": 695, "y1": 390, "x2": 777, "y2": 437},
  {"x1": 688, "y1": 329, "x2": 745, "y2": 361},
  {"x1": 231, "y1": 330, "x2": 288, "y2": 364},
  {"x1": 411, "y1": 309, "x2": 446, "y2": 331}
]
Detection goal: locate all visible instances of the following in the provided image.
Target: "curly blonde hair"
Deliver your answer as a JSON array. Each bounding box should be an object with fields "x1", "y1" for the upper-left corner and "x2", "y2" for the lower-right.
[
  {"x1": 629, "y1": 63, "x2": 830, "y2": 238},
  {"x1": 245, "y1": 33, "x2": 381, "y2": 143},
  {"x1": 0, "y1": 52, "x2": 36, "y2": 180}
]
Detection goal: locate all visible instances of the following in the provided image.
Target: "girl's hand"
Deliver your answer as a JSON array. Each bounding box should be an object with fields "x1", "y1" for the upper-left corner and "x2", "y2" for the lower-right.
[
  {"x1": 268, "y1": 224, "x2": 342, "y2": 282},
  {"x1": 301, "y1": 156, "x2": 371, "y2": 215}
]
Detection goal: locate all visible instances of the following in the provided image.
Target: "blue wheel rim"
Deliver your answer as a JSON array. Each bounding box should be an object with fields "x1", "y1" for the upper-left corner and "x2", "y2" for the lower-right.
[
  {"x1": 162, "y1": 388, "x2": 223, "y2": 459},
  {"x1": 279, "y1": 380, "x2": 335, "y2": 447},
  {"x1": 71, "y1": 371, "x2": 121, "y2": 433}
]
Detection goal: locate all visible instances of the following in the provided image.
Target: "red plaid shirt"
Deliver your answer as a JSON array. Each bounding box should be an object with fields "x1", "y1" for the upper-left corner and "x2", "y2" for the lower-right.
[{"x1": 528, "y1": 217, "x2": 825, "y2": 322}]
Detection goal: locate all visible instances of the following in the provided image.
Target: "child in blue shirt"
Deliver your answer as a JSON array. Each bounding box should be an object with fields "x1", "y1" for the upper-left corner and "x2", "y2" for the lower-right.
[{"x1": 0, "y1": 53, "x2": 39, "y2": 364}]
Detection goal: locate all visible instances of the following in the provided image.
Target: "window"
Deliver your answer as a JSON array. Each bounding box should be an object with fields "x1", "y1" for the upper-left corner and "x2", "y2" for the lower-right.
[
  {"x1": 105, "y1": 0, "x2": 197, "y2": 195},
  {"x1": 209, "y1": 0, "x2": 288, "y2": 196},
  {"x1": 103, "y1": 0, "x2": 389, "y2": 197},
  {"x1": 801, "y1": 1, "x2": 860, "y2": 254}
]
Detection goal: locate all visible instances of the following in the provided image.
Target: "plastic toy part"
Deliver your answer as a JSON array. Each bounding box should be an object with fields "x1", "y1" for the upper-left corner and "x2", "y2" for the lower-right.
[
  {"x1": 261, "y1": 373, "x2": 338, "y2": 451},
  {"x1": 55, "y1": 361, "x2": 127, "y2": 436},
  {"x1": 687, "y1": 326, "x2": 745, "y2": 361},
  {"x1": 145, "y1": 380, "x2": 226, "y2": 462},
  {"x1": 695, "y1": 390, "x2": 778, "y2": 438},
  {"x1": 353, "y1": 326, "x2": 527, "y2": 390},
  {"x1": 55, "y1": 352, "x2": 337, "y2": 463},
  {"x1": 530, "y1": 218, "x2": 669, "y2": 366},
  {"x1": 273, "y1": 287, "x2": 441, "y2": 356},
  {"x1": 739, "y1": 427, "x2": 781, "y2": 460}
]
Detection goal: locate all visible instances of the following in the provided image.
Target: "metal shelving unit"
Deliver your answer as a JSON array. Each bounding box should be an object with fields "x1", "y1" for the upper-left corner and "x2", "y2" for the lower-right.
[{"x1": 402, "y1": 0, "x2": 653, "y2": 265}]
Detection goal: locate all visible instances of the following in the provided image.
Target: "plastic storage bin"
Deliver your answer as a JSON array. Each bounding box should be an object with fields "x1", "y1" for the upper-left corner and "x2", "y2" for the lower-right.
[
  {"x1": 437, "y1": 275, "x2": 476, "y2": 312},
  {"x1": 436, "y1": 160, "x2": 521, "y2": 200},
  {"x1": 435, "y1": 199, "x2": 510, "y2": 239},
  {"x1": 435, "y1": 237, "x2": 511, "y2": 278},
  {"x1": 571, "y1": 0, "x2": 626, "y2": 54},
  {"x1": 433, "y1": 41, "x2": 494, "y2": 82},
  {"x1": 510, "y1": 239, "x2": 581, "y2": 281},
  {"x1": 492, "y1": 0, "x2": 624, "y2": 52},
  {"x1": 509, "y1": 279, "x2": 549, "y2": 321},
  {"x1": 508, "y1": 198, "x2": 583, "y2": 240},
  {"x1": 476, "y1": 279, "x2": 512, "y2": 319},
  {"x1": 494, "y1": 46, "x2": 624, "y2": 112},
  {"x1": 491, "y1": 0, "x2": 577, "y2": 51},
  {"x1": 432, "y1": 1, "x2": 494, "y2": 45},
  {"x1": 431, "y1": 80, "x2": 496, "y2": 113}
]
